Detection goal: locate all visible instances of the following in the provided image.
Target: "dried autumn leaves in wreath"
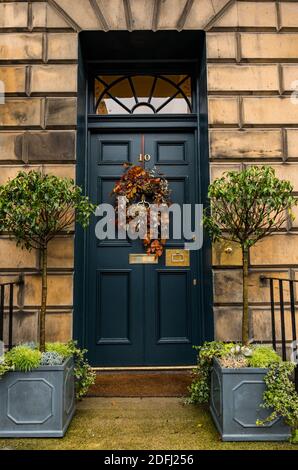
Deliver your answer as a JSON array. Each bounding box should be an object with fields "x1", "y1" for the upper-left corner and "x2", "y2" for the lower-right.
[{"x1": 112, "y1": 164, "x2": 171, "y2": 257}]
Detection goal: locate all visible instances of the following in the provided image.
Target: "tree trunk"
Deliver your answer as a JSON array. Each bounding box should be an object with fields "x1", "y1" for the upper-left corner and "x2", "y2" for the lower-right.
[
  {"x1": 39, "y1": 245, "x2": 48, "y2": 352},
  {"x1": 242, "y1": 246, "x2": 249, "y2": 345}
]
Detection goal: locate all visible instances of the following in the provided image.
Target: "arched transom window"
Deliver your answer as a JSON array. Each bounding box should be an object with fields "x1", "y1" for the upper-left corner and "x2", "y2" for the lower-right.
[{"x1": 94, "y1": 74, "x2": 192, "y2": 115}]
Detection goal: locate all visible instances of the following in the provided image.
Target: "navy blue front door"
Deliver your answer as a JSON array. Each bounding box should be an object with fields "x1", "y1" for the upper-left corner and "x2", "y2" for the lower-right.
[{"x1": 86, "y1": 130, "x2": 201, "y2": 366}]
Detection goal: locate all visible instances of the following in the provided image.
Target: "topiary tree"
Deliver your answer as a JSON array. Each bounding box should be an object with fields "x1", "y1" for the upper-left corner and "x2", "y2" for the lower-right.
[
  {"x1": 204, "y1": 166, "x2": 297, "y2": 345},
  {"x1": 0, "y1": 171, "x2": 95, "y2": 352}
]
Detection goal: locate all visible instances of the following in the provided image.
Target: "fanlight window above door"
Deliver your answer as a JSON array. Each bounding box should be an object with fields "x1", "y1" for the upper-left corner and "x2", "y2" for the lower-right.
[{"x1": 94, "y1": 74, "x2": 192, "y2": 115}]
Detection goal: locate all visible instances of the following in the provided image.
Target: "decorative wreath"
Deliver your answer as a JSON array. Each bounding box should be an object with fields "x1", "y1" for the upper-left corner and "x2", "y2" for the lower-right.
[{"x1": 112, "y1": 164, "x2": 171, "y2": 257}]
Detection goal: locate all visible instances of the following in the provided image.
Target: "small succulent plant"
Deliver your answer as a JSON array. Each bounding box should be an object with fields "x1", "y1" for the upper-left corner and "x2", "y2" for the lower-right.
[{"x1": 40, "y1": 351, "x2": 64, "y2": 366}]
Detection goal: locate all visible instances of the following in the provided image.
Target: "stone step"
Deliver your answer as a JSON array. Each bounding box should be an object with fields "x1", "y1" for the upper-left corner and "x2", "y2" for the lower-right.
[{"x1": 88, "y1": 368, "x2": 194, "y2": 397}]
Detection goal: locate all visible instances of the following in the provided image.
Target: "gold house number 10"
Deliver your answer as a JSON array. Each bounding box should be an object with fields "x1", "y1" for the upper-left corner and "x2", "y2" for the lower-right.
[{"x1": 138, "y1": 154, "x2": 151, "y2": 162}]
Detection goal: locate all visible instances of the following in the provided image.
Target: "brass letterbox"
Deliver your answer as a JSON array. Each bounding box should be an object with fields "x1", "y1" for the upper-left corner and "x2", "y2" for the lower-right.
[{"x1": 165, "y1": 249, "x2": 190, "y2": 267}]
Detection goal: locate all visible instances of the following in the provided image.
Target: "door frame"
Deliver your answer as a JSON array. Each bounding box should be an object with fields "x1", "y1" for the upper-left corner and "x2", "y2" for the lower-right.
[{"x1": 74, "y1": 35, "x2": 214, "y2": 359}]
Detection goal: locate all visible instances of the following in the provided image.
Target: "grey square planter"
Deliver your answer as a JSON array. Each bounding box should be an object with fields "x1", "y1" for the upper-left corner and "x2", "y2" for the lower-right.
[
  {"x1": 0, "y1": 356, "x2": 75, "y2": 438},
  {"x1": 210, "y1": 358, "x2": 291, "y2": 441}
]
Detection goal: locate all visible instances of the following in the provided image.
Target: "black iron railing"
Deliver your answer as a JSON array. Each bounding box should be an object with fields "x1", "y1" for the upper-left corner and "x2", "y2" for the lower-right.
[
  {"x1": 260, "y1": 276, "x2": 298, "y2": 391},
  {"x1": 0, "y1": 276, "x2": 23, "y2": 351}
]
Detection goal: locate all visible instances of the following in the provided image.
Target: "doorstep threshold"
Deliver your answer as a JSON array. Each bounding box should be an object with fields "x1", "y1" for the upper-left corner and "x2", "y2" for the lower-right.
[{"x1": 92, "y1": 365, "x2": 194, "y2": 371}]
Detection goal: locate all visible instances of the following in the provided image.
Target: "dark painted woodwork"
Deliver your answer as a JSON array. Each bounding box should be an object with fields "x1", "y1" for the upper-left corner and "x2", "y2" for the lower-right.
[
  {"x1": 86, "y1": 131, "x2": 200, "y2": 366},
  {"x1": 74, "y1": 31, "x2": 213, "y2": 367}
]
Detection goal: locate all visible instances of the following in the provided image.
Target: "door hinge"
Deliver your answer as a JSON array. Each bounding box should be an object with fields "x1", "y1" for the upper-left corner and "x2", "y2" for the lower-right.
[{"x1": 193, "y1": 278, "x2": 198, "y2": 286}]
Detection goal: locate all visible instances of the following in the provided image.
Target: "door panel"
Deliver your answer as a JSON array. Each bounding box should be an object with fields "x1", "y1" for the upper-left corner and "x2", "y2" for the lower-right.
[
  {"x1": 98, "y1": 140, "x2": 132, "y2": 164},
  {"x1": 96, "y1": 270, "x2": 131, "y2": 345},
  {"x1": 87, "y1": 133, "x2": 144, "y2": 366},
  {"x1": 143, "y1": 132, "x2": 199, "y2": 364},
  {"x1": 156, "y1": 270, "x2": 190, "y2": 342},
  {"x1": 156, "y1": 141, "x2": 187, "y2": 164},
  {"x1": 86, "y1": 130, "x2": 200, "y2": 366}
]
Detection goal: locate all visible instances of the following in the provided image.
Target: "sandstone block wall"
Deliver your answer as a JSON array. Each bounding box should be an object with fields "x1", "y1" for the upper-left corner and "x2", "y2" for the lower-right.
[
  {"x1": 0, "y1": 1, "x2": 76, "y2": 343},
  {"x1": 0, "y1": 0, "x2": 297, "y2": 346},
  {"x1": 207, "y1": 3, "x2": 298, "y2": 342}
]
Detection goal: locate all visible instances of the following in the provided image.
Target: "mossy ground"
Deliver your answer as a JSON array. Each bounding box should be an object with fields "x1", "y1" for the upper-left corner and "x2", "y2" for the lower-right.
[{"x1": 0, "y1": 398, "x2": 295, "y2": 450}]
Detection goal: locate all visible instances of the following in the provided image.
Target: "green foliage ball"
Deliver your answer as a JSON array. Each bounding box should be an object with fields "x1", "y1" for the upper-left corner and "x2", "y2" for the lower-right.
[
  {"x1": 0, "y1": 171, "x2": 95, "y2": 251},
  {"x1": 204, "y1": 165, "x2": 296, "y2": 249}
]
